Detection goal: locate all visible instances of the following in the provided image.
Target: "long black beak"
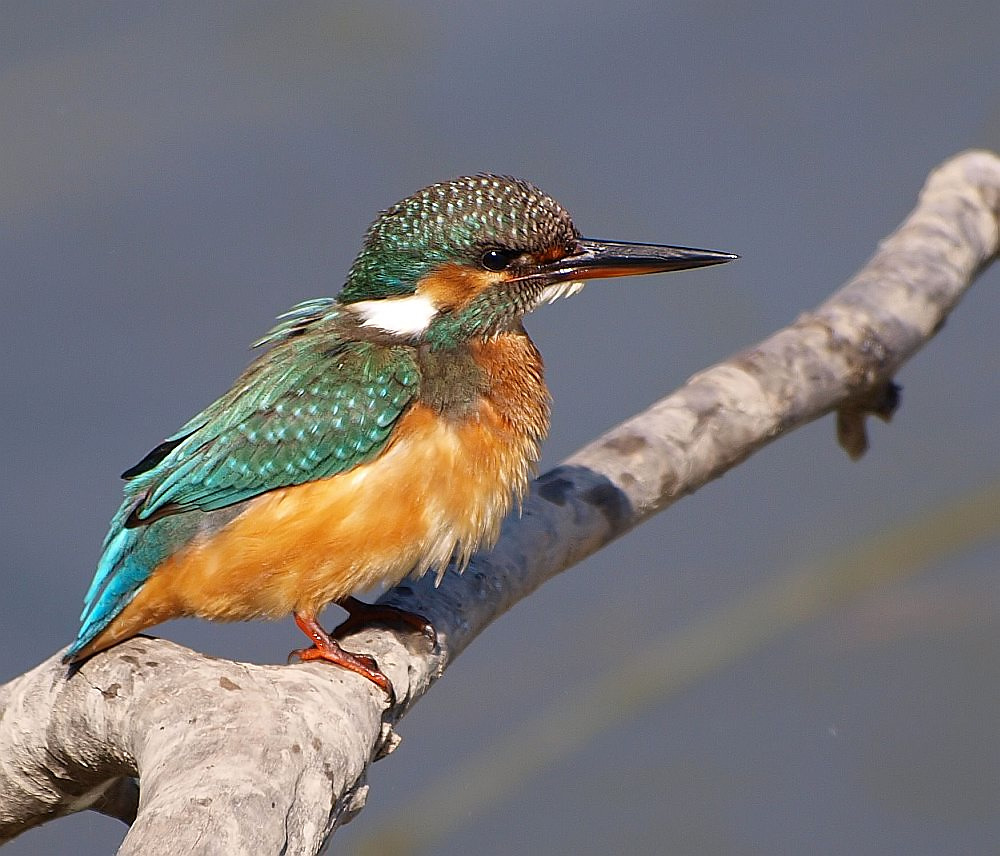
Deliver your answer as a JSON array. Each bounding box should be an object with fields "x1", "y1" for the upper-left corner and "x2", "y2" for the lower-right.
[{"x1": 522, "y1": 239, "x2": 738, "y2": 286}]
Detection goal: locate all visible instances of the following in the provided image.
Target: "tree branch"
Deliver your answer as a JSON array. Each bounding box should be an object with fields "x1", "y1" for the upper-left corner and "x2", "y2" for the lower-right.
[{"x1": 2, "y1": 149, "x2": 997, "y2": 855}]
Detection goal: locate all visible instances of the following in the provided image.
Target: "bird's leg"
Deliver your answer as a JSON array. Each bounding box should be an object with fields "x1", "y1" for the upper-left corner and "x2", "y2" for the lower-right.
[
  {"x1": 290, "y1": 611, "x2": 395, "y2": 701},
  {"x1": 331, "y1": 596, "x2": 437, "y2": 646}
]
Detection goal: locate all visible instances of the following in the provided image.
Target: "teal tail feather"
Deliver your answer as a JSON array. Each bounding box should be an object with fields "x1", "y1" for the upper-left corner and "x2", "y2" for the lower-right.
[
  {"x1": 64, "y1": 528, "x2": 147, "y2": 662},
  {"x1": 65, "y1": 494, "x2": 223, "y2": 662},
  {"x1": 64, "y1": 491, "x2": 178, "y2": 662}
]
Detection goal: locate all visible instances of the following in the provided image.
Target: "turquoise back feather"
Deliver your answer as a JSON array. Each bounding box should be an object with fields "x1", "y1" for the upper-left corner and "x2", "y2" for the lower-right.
[{"x1": 66, "y1": 309, "x2": 420, "y2": 660}]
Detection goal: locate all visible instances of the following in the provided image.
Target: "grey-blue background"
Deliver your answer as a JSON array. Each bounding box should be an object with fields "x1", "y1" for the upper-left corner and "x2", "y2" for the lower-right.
[{"x1": 2, "y1": 3, "x2": 998, "y2": 854}]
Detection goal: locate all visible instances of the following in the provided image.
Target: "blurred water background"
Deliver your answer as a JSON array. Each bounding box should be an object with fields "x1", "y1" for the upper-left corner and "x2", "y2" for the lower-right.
[{"x1": 2, "y1": 3, "x2": 998, "y2": 854}]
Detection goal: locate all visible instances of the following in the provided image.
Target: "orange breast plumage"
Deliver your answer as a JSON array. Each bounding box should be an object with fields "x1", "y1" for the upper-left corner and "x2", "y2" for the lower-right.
[{"x1": 75, "y1": 332, "x2": 549, "y2": 658}]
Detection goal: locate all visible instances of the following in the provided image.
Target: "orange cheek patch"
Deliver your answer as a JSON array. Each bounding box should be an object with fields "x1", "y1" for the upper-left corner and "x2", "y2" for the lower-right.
[{"x1": 416, "y1": 262, "x2": 500, "y2": 312}]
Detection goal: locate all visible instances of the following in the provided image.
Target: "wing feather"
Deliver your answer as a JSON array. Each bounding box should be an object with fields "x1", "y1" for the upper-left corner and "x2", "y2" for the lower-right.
[
  {"x1": 134, "y1": 337, "x2": 419, "y2": 520},
  {"x1": 67, "y1": 314, "x2": 421, "y2": 661}
]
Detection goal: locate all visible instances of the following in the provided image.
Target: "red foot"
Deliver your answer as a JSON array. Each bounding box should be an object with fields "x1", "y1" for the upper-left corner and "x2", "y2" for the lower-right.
[
  {"x1": 290, "y1": 612, "x2": 395, "y2": 703},
  {"x1": 333, "y1": 596, "x2": 437, "y2": 646}
]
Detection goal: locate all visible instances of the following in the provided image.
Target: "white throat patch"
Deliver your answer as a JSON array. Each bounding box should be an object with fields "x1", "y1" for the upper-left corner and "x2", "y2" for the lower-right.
[
  {"x1": 534, "y1": 280, "x2": 586, "y2": 308},
  {"x1": 349, "y1": 294, "x2": 439, "y2": 336}
]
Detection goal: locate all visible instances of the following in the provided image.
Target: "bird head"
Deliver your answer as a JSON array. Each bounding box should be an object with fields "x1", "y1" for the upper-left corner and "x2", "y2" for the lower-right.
[{"x1": 339, "y1": 175, "x2": 735, "y2": 348}]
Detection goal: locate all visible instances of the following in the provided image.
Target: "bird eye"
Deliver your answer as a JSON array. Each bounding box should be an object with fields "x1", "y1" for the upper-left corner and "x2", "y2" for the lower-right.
[{"x1": 480, "y1": 248, "x2": 519, "y2": 272}]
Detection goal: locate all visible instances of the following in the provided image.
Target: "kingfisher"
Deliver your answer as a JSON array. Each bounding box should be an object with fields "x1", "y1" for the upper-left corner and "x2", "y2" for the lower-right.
[{"x1": 65, "y1": 175, "x2": 736, "y2": 696}]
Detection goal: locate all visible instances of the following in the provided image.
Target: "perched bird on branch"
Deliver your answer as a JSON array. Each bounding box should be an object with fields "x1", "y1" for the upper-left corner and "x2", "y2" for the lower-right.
[{"x1": 65, "y1": 175, "x2": 736, "y2": 696}]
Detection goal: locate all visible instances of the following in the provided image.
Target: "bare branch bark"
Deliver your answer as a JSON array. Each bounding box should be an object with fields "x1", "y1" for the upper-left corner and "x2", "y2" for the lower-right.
[{"x1": 2, "y1": 149, "x2": 997, "y2": 855}]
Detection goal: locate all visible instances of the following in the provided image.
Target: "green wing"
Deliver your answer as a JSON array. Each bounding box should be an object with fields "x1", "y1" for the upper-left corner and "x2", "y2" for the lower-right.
[{"x1": 125, "y1": 332, "x2": 420, "y2": 523}]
